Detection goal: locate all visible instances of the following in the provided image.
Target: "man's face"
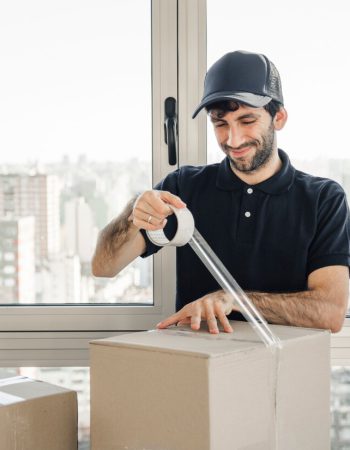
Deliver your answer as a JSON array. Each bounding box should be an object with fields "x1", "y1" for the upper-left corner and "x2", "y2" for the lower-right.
[{"x1": 209, "y1": 105, "x2": 276, "y2": 173}]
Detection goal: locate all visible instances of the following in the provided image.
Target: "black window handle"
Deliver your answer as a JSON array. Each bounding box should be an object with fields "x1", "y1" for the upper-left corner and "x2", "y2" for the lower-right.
[{"x1": 164, "y1": 97, "x2": 177, "y2": 166}]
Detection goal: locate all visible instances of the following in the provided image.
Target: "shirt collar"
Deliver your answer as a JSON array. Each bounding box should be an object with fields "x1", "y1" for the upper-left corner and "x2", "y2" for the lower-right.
[{"x1": 216, "y1": 149, "x2": 295, "y2": 195}]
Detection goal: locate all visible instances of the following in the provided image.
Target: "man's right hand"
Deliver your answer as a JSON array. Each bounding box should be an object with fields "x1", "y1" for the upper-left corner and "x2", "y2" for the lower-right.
[
  {"x1": 131, "y1": 190, "x2": 186, "y2": 231},
  {"x1": 92, "y1": 190, "x2": 185, "y2": 277}
]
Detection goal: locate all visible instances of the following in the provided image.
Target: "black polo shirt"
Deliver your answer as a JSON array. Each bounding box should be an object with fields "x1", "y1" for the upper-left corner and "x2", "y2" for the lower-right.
[{"x1": 141, "y1": 149, "x2": 350, "y2": 321}]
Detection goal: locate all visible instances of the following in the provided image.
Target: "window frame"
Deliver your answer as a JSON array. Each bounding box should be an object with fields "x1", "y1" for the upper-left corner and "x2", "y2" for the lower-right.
[
  {"x1": 0, "y1": 0, "x2": 179, "y2": 342},
  {"x1": 331, "y1": 321, "x2": 350, "y2": 365}
]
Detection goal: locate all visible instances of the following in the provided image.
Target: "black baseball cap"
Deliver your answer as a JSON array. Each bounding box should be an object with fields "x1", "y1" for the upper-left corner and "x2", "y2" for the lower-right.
[{"x1": 192, "y1": 50, "x2": 284, "y2": 118}]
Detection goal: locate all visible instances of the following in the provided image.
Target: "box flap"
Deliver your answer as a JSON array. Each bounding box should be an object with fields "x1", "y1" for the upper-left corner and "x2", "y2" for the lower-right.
[
  {"x1": 0, "y1": 377, "x2": 75, "y2": 406},
  {"x1": 90, "y1": 321, "x2": 328, "y2": 358}
]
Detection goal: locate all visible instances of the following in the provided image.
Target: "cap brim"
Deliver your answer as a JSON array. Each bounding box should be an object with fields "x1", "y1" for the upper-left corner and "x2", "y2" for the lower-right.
[{"x1": 192, "y1": 92, "x2": 272, "y2": 118}]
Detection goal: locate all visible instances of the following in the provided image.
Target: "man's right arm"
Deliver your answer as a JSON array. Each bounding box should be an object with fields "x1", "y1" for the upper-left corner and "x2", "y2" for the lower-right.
[
  {"x1": 91, "y1": 195, "x2": 145, "y2": 277},
  {"x1": 91, "y1": 190, "x2": 186, "y2": 278}
]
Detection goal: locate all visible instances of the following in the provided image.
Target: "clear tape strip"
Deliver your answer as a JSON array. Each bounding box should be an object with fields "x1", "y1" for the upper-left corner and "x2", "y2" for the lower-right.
[
  {"x1": 0, "y1": 391, "x2": 25, "y2": 406},
  {"x1": 147, "y1": 206, "x2": 281, "y2": 348},
  {"x1": 0, "y1": 376, "x2": 33, "y2": 387},
  {"x1": 189, "y1": 229, "x2": 281, "y2": 348}
]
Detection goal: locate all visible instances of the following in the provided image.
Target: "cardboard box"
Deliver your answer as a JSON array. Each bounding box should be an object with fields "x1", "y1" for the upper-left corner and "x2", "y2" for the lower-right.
[
  {"x1": 90, "y1": 322, "x2": 330, "y2": 450},
  {"x1": 0, "y1": 376, "x2": 78, "y2": 450}
]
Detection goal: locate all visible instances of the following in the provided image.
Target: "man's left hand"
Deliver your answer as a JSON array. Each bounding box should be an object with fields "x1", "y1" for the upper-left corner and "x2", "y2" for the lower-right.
[{"x1": 156, "y1": 290, "x2": 237, "y2": 334}]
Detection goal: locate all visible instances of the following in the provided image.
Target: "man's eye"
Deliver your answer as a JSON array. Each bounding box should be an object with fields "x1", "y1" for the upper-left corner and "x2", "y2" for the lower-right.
[
  {"x1": 215, "y1": 123, "x2": 226, "y2": 128},
  {"x1": 242, "y1": 120, "x2": 256, "y2": 125}
]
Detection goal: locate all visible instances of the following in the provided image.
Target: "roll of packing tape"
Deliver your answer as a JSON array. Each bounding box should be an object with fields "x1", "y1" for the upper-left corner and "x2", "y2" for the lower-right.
[{"x1": 146, "y1": 205, "x2": 195, "y2": 247}]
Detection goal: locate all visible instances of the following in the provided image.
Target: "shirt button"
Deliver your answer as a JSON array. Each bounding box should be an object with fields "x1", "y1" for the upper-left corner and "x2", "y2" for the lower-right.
[
  {"x1": 245, "y1": 211, "x2": 251, "y2": 218},
  {"x1": 247, "y1": 188, "x2": 253, "y2": 194}
]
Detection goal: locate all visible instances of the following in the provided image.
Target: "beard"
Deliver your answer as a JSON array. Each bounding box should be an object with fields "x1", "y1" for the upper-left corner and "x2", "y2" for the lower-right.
[{"x1": 223, "y1": 122, "x2": 275, "y2": 173}]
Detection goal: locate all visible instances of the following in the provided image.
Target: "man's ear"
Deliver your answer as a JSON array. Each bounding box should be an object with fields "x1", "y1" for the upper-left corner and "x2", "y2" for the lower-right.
[{"x1": 273, "y1": 107, "x2": 288, "y2": 130}]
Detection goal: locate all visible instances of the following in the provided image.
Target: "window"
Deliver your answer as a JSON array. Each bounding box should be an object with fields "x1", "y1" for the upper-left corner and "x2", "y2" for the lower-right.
[
  {"x1": 332, "y1": 367, "x2": 350, "y2": 448},
  {"x1": 0, "y1": 0, "x2": 179, "y2": 333},
  {"x1": 0, "y1": 0, "x2": 153, "y2": 306},
  {"x1": 206, "y1": 0, "x2": 350, "y2": 316}
]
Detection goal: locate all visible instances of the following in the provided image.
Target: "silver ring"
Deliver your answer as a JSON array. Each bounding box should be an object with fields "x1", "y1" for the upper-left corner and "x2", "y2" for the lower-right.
[{"x1": 147, "y1": 215, "x2": 152, "y2": 224}]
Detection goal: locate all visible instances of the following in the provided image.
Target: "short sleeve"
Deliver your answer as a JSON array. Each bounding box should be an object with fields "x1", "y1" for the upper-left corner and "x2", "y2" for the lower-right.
[
  {"x1": 139, "y1": 169, "x2": 180, "y2": 258},
  {"x1": 307, "y1": 182, "x2": 350, "y2": 275}
]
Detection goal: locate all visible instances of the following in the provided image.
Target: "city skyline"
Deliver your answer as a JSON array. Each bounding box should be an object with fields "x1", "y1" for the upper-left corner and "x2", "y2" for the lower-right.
[{"x1": 0, "y1": 156, "x2": 153, "y2": 305}]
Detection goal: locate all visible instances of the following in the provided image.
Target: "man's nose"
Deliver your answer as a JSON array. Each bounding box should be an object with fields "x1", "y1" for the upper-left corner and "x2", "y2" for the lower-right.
[{"x1": 226, "y1": 125, "x2": 245, "y2": 149}]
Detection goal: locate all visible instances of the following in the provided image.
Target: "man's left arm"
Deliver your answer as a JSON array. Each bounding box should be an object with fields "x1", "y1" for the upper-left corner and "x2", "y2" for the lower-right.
[
  {"x1": 255, "y1": 184, "x2": 350, "y2": 333},
  {"x1": 247, "y1": 265, "x2": 349, "y2": 333},
  {"x1": 157, "y1": 265, "x2": 349, "y2": 334},
  {"x1": 157, "y1": 183, "x2": 350, "y2": 334}
]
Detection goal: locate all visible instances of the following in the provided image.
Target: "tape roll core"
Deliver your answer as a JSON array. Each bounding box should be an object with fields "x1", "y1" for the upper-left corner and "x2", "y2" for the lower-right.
[{"x1": 146, "y1": 206, "x2": 195, "y2": 247}]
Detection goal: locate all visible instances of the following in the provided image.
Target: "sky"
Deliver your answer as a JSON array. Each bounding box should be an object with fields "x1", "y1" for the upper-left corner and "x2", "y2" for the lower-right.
[
  {"x1": 0, "y1": 0, "x2": 152, "y2": 163},
  {"x1": 0, "y1": 0, "x2": 349, "y2": 163}
]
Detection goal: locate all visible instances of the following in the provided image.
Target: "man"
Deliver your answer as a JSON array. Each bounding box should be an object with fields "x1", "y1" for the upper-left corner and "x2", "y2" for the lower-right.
[{"x1": 92, "y1": 50, "x2": 350, "y2": 334}]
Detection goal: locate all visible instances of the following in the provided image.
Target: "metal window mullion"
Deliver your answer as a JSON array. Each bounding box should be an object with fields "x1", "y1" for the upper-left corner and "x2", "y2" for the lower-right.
[
  {"x1": 178, "y1": 0, "x2": 207, "y2": 167},
  {"x1": 151, "y1": 0, "x2": 178, "y2": 321}
]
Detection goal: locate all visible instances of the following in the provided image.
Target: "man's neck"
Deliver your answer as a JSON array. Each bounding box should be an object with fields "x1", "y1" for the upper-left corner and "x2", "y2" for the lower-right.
[{"x1": 231, "y1": 149, "x2": 282, "y2": 185}]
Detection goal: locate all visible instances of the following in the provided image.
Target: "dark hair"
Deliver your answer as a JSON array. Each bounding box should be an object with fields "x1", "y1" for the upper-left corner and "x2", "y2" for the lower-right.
[{"x1": 205, "y1": 99, "x2": 282, "y2": 119}]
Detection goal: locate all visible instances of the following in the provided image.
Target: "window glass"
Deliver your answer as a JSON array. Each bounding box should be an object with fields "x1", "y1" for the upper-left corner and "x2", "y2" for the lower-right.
[
  {"x1": 207, "y1": 0, "x2": 350, "y2": 312},
  {"x1": 0, "y1": 0, "x2": 153, "y2": 305},
  {"x1": 331, "y1": 367, "x2": 350, "y2": 449},
  {"x1": 4, "y1": 253, "x2": 15, "y2": 262}
]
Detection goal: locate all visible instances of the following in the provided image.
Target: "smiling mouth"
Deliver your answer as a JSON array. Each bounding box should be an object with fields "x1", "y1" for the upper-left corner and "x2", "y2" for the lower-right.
[{"x1": 230, "y1": 146, "x2": 253, "y2": 158}]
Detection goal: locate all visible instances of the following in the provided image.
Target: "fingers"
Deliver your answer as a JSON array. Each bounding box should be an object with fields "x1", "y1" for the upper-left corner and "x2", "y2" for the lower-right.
[
  {"x1": 159, "y1": 191, "x2": 187, "y2": 209},
  {"x1": 156, "y1": 294, "x2": 234, "y2": 334},
  {"x1": 215, "y1": 307, "x2": 233, "y2": 333},
  {"x1": 133, "y1": 190, "x2": 186, "y2": 231},
  {"x1": 203, "y1": 298, "x2": 218, "y2": 334},
  {"x1": 156, "y1": 303, "x2": 200, "y2": 331},
  {"x1": 156, "y1": 311, "x2": 181, "y2": 329},
  {"x1": 176, "y1": 318, "x2": 191, "y2": 326},
  {"x1": 203, "y1": 296, "x2": 234, "y2": 334},
  {"x1": 190, "y1": 303, "x2": 202, "y2": 331},
  {"x1": 136, "y1": 210, "x2": 167, "y2": 229}
]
